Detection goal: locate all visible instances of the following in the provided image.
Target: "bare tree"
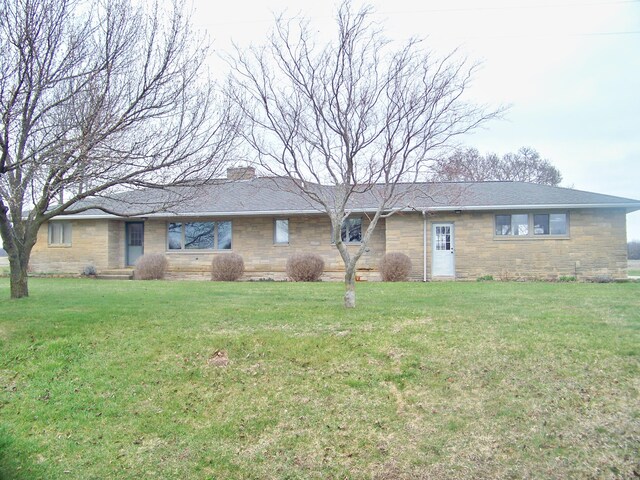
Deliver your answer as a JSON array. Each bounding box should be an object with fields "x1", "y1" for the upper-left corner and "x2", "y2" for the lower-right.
[
  {"x1": 226, "y1": 1, "x2": 499, "y2": 308},
  {"x1": 0, "y1": 0, "x2": 238, "y2": 298},
  {"x1": 432, "y1": 147, "x2": 562, "y2": 185}
]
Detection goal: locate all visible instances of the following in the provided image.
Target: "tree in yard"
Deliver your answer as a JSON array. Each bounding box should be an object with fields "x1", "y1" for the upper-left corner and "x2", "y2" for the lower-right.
[
  {"x1": 226, "y1": 1, "x2": 499, "y2": 308},
  {"x1": 431, "y1": 146, "x2": 562, "y2": 185},
  {"x1": 0, "y1": 0, "x2": 238, "y2": 298}
]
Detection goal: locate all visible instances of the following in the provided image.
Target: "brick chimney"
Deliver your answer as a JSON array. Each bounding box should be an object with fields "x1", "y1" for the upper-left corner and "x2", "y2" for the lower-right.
[{"x1": 226, "y1": 167, "x2": 256, "y2": 180}]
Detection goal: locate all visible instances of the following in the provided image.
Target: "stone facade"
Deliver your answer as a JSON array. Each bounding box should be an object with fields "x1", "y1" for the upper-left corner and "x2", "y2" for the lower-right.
[{"x1": 29, "y1": 208, "x2": 629, "y2": 280}]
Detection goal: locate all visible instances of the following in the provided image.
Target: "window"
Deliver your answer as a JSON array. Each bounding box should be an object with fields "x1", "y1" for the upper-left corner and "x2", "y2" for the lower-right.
[
  {"x1": 217, "y1": 221, "x2": 232, "y2": 249},
  {"x1": 495, "y1": 214, "x2": 528, "y2": 236},
  {"x1": 340, "y1": 217, "x2": 362, "y2": 243},
  {"x1": 495, "y1": 215, "x2": 511, "y2": 236},
  {"x1": 185, "y1": 222, "x2": 214, "y2": 249},
  {"x1": 534, "y1": 213, "x2": 567, "y2": 235},
  {"x1": 274, "y1": 219, "x2": 289, "y2": 244},
  {"x1": 48, "y1": 222, "x2": 72, "y2": 245},
  {"x1": 496, "y1": 213, "x2": 568, "y2": 238},
  {"x1": 167, "y1": 221, "x2": 232, "y2": 250}
]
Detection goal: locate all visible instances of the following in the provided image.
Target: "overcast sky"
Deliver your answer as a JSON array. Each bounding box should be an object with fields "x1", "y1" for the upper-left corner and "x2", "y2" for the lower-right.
[{"x1": 192, "y1": 0, "x2": 640, "y2": 240}]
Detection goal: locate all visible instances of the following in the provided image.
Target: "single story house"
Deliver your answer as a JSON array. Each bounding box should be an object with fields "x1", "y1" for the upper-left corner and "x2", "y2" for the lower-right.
[{"x1": 30, "y1": 168, "x2": 640, "y2": 281}]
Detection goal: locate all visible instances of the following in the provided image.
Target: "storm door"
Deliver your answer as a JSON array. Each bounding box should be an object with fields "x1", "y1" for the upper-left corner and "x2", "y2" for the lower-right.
[{"x1": 126, "y1": 222, "x2": 144, "y2": 266}]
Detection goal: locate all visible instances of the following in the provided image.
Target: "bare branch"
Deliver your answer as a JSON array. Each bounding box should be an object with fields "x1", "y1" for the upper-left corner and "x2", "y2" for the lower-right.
[
  {"x1": 226, "y1": 0, "x2": 500, "y2": 308},
  {"x1": 0, "y1": 0, "x2": 238, "y2": 298}
]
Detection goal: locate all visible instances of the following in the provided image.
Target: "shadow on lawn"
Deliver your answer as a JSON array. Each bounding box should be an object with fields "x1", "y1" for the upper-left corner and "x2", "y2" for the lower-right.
[{"x1": 0, "y1": 426, "x2": 48, "y2": 480}]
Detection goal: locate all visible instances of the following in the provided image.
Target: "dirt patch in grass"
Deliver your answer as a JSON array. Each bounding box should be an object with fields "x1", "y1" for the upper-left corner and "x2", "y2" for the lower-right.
[{"x1": 206, "y1": 350, "x2": 229, "y2": 367}]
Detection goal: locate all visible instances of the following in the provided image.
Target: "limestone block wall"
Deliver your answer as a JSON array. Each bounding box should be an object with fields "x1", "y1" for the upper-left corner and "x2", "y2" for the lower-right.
[
  {"x1": 385, "y1": 213, "x2": 424, "y2": 281},
  {"x1": 385, "y1": 209, "x2": 628, "y2": 281},
  {"x1": 29, "y1": 207, "x2": 628, "y2": 281},
  {"x1": 107, "y1": 220, "x2": 125, "y2": 269},
  {"x1": 142, "y1": 215, "x2": 386, "y2": 279},
  {"x1": 30, "y1": 219, "x2": 111, "y2": 274}
]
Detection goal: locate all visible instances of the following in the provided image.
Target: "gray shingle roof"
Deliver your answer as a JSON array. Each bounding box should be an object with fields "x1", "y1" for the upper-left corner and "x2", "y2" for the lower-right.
[{"x1": 61, "y1": 176, "x2": 640, "y2": 218}]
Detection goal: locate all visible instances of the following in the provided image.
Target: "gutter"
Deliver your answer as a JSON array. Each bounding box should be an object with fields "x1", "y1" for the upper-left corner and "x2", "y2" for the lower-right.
[{"x1": 422, "y1": 210, "x2": 427, "y2": 282}]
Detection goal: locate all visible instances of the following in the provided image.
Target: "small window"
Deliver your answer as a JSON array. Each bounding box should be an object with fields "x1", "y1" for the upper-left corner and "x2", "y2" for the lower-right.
[
  {"x1": 550, "y1": 213, "x2": 567, "y2": 235},
  {"x1": 534, "y1": 213, "x2": 567, "y2": 236},
  {"x1": 167, "y1": 221, "x2": 232, "y2": 250},
  {"x1": 533, "y1": 214, "x2": 549, "y2": 235},
  {"x1": 48, "y1": 222, "x2": 72, "y2": 245},
  {"x1": 217, "y1": 221, "x2": 232, "y2": 250},
  {"x1": 168, "y1": 222, "x2": 182, "y2": 250},
  {"x1": 511, "y1": 214, "x2": 529, "y2": 236},
  {"x1": 274, "y1": 219, "x2": 289, "y2": 244},
  {"x1": 341, "y1": 217, "x2": 362, "y2": 243},
  {"x1": 495, "y1": 215, "x2": 511, "y2": 235}
]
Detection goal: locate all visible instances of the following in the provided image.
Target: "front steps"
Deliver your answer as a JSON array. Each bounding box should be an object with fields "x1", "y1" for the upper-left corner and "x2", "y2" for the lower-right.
[{"x1": 96, "y1": 269, "x2": 134, "y2": 280}]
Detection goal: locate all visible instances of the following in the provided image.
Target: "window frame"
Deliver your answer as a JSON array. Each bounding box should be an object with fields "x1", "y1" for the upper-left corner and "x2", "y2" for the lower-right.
[
  {"x1": 48, "y1": 221, "x2": 72, "y2": 246},
  {"x1": 494, "y1": 212, "x2": 569, "y2": 239},
  {"x1": 274, "y1": 218, "x2": 289, "y2": 245},
  {"x1": 166, "y1": 220, "x2": 232, "y2": 251}
]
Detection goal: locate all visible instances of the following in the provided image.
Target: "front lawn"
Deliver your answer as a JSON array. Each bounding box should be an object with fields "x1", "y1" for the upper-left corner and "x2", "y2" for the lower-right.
[{"x1": 0, "y1": 279, "x2": 638, "y2": 479}]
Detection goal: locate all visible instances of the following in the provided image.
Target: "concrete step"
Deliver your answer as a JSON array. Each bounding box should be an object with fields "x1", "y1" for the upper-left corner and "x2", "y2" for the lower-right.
[
  {"x1": 96, "y1": 270, "x2": 133, "y2": 280},
  {"x1": 100, "y1": 269, "x2": 134, "y2": 275},
  {"x1": 96, "y1": 273, "x2": 133, "y2": 280}
]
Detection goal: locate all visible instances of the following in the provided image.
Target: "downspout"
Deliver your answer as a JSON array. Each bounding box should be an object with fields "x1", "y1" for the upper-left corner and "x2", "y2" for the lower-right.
[{"x1": 422, "y1": 210, "x2": 427, "y2": 282}]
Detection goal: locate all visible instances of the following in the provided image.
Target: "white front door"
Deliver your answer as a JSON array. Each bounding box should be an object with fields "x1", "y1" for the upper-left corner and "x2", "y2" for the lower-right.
[{"x1": 432, "y1": 223, "x2": 455, "y2": 277}]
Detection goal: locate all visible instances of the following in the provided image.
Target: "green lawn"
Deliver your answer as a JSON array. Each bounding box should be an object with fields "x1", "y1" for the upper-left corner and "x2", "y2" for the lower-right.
[
  {"x1": 1, "y1": 279, "x2": 638, "y2": 479},
  {"x1": 629, "y1": 269, "x2": 640, "y2": 276}
]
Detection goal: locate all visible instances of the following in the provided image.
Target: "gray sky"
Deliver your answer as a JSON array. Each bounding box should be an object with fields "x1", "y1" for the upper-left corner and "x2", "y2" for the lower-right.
[{"x1": 192, "y1": 0, "x2": 640, "y2": 240}]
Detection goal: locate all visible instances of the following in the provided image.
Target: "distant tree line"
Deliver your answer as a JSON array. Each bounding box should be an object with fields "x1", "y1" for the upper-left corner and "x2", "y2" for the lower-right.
[
  {"x1": 629, "y1": 241, "x2": 640, "y2": 260},
  {"x1": 431, "y1": 146, "x2": 562, "y2": 186}
]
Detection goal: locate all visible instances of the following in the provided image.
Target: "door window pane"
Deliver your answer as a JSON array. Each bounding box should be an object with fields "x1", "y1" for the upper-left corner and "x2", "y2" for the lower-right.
[
  {"x1": 436, "y1": 226, "x2": 451, "y2": 251},
  {"x1": 128, "y1": 224, "x2": 143, "y2": 246}
]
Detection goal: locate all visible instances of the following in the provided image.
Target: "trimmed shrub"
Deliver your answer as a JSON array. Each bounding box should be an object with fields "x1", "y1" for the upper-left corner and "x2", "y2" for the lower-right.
[
  {"x1": 82, "y1": 264, "x2": 97, "y2": 276},
  {"x1": 211, "y1": 253, "x2": 244, "y2": 281},
  {"x1": 286, "y1": 253, "x2": 324, "y2": 282},
  {"x1": 379, "y1": 252, "x2": 412, "y2": 282},
  {"x1": 134, "y1": 254, "x2": 168, "y2": 280}
]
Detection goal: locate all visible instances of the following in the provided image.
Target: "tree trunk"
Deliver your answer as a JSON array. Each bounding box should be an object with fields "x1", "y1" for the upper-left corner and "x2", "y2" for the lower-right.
[
  {"x1": 9, "y1": 254, "x2": 29, "y2": 299},
  {"x1": 3, "y1": 225, "x2": 37, "y2": 299},
  {"x1": 344, "y1": 266, "x2": 356, "y2": 308}
]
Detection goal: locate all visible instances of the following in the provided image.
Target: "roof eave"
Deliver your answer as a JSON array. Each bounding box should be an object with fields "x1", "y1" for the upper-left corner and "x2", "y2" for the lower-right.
[{"x1": 50, "y1": 202, "x2": 640, "y2": 220}]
